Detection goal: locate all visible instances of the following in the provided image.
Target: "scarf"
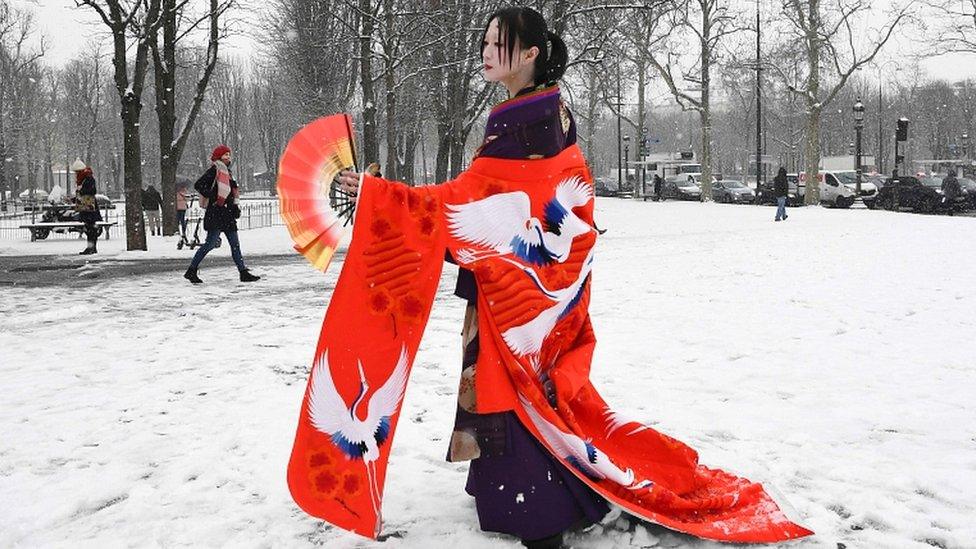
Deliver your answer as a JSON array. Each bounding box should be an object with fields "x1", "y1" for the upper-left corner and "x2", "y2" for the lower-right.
[
  {"x1": 213, "y1": 160, "x2": 233, "y2": 206},
  {"x1": 285, "y1": 145, "x2": 813, "y2": 543}
]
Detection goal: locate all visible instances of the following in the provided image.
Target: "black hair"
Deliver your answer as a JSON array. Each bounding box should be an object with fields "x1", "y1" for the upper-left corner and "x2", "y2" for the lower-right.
[{"x1": 481, "y1": 7, "x2": 568, "y2": 87}]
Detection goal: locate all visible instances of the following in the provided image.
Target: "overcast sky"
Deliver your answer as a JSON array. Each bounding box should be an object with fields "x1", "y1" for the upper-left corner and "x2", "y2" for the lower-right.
[{"x1": 13, "y1": 0, "x2": 976, "y2": 83}]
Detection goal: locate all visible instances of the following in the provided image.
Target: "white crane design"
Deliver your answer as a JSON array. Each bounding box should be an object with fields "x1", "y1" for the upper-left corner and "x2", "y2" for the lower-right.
[
  {"x1": 308, "y1": 345, "x2": 410, "y2": 524},
  {"x1": 499, "y1": 247, "x2": 596, "y2": 356},
  {"x1": 520, "y1": 397, "x2": 647, "y2": 489},
  {"x1": 447, "y1": 176, "x2": 594, "y2": 266}
]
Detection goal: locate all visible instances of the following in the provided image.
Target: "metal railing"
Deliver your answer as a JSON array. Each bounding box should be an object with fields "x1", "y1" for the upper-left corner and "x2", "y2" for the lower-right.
[{"x1": 0, "y1": 199, "x2": 282, "y2": 241}]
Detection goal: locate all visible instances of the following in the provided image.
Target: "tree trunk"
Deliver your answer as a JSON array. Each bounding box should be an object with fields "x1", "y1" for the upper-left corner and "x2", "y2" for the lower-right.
[
  {"x1": 382, "y1": 0, "x2": 397, "y2": 180},
  {"x1": 122, "y1": 97, "x2": 148, "y2": 251},
  {"x1": 359, "y1": 0, "x2": 378, "y2": 164},
  {"x1": 699, "y1": 5, "x2": 713, "y2": 202},
  {"x1": 804, "y1": 1, "x2": 821, "y2": 205},
  {"x1": 435, "y1": 122, "x2": 450, "y2": 183}
]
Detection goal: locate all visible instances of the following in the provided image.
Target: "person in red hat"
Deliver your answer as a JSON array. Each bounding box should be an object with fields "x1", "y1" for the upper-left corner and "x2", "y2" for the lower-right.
[{"x1": 183, "y1": 145, "x2": 260, "y2": 283}]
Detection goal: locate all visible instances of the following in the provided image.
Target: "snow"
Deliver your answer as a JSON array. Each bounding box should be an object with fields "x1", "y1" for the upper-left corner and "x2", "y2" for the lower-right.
[{"x1": 1, "y1": 199, "x2": 974, "y2": 548}]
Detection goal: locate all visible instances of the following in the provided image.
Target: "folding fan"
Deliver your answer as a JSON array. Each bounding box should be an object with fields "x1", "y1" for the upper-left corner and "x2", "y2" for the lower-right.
[{"x1": 277, "y1": 114, "x2": 359, "y2": 271}]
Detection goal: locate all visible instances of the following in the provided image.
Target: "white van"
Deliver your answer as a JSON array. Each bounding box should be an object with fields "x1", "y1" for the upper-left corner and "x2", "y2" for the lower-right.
[{"x1": 798, "y1": 171, "x2": 859, "y2": 207}]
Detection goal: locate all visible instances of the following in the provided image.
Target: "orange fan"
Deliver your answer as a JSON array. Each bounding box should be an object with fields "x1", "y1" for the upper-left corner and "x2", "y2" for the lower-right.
[{"x1": 277, "y1": 114, "x2": 359, "y2": 271}]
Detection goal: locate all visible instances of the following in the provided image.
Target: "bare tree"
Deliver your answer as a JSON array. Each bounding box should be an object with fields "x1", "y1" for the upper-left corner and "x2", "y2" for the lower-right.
[
  {"x1": 0, "y1": 1, "x2": 45, "y2": 204},
  {"x1": 151, "y1": 0, "x2": 232, "y2": 236},
  {"x1": 77, "y1": 0, "x2": 165, "y2": 251},
  {"x1": 925, "y1": 0, "x2": 976, "y2": 55},
  {"x1": 644, "y1": 0, "x2": 739, "y2": 201},
  {"x1": 774, "y1": 0, "x2": 913, "y2": 204},
  {"x1": 250, "y1": 65, "x2": 286, "y2": 193}
]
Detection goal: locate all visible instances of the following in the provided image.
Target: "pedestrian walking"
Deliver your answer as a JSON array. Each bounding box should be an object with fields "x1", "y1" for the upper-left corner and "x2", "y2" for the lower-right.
[
  {"x1": 72, "y1": 159, "x2": 101, "y2": 255},
  {"x1": 142, "y1": 184, "x2": 163, "y2": 235},
  {"x1": 176, "y1": 182, "x2": 189, "y2": 235},
  {"x1": 653, "y1": 173, "x2": 662, "y2": 201},
  {"x1": 941, "y1": 168, "x2": 962, "y2": 215},
  {"x1": 773, "y1": 167, "x2": 789, "y2": 221},
  {"x1": 183, "y1": 145, "x2": 260, "y2": 284}
]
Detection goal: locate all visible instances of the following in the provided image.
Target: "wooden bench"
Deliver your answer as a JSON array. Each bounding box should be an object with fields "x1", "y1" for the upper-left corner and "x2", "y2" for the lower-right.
[{"x1": 19, "y1": 221, "x2": 119, "y2": 242}]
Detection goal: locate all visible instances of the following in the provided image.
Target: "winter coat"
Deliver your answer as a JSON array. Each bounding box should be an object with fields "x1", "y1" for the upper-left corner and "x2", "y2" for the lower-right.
[
  {"x1": 142, "y1": 188, "x2": 163, "y2": 211},
  {"x1": 176, "y1": 190, "x2": 188, "y2": 211},
  {"x1": 194, "y1": 165, "x2": 240, "y2": 232},
  {"x1": 75, "y1": 175, "x2": 102, "y2": 224},
  {"x1": 942, "y1": 175, "x2": 962, "y2": 200},
  {"x1": 773, "y1": 173, "x2": 789, "y2": 198}
]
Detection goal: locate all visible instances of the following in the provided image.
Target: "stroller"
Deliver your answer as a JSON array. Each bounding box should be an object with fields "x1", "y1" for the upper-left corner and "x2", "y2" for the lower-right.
[{"x1": 177, "y1": 194, "x2": 221, "y2": 250}]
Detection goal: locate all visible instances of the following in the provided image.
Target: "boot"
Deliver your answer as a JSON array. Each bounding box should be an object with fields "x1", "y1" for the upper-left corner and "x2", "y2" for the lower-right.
[
  {"x1": 239, "y1": 269, "x2": 260, "y2": 282},
  {"x1": 522, "y1": 532, "x2": 564, "y2": 549},
  {"x1": 184, "y1": 267, "x2": 203, "y2": 284}
]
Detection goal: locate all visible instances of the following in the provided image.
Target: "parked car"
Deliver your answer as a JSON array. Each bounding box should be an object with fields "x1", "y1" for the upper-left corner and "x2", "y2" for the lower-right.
[
  {"x1": 593, "y1": 177, "x2": 619, "y2": 197},
  {"x1": 798, "y1": 171, "x2": 858, "y2": 208},
  {"x1": 831, "y1": 171, "x2": 879, "y2": 208},
  {"x1": 875, "y1": 176, "x2": 944, "y2": 213},
  {"x1": 920, "y1": 176, "x2": 970, "y2": 213},
  {"x1": 959, "y1": 177, "x2": 976, "y2": 208},
  {"x1": 711, "y1": 179, "x2": 755, "y2": 203},
  {"x1": 663, "y1": 176, "x2": 702, "y2": 201}
]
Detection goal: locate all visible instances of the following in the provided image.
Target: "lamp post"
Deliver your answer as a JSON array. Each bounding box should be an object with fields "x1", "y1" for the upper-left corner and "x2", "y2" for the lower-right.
[
  {"x1": 616, "y1": 58, "x2": 623, "y2": 195},
  {"x1": 963, "y1": 132, "x2": 971, "y2": 173},
  {"x1": 854, "y1": 98, "x2": 865, "y2": 195},
  {"x1": 623, "y1": 135, "x2": 631, "y2": 193}
]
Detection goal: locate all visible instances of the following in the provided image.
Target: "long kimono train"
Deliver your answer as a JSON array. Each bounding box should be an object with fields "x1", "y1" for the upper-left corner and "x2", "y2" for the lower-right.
[{"x1": 285, "y1": 142, "x2": 813, "y2": 543}]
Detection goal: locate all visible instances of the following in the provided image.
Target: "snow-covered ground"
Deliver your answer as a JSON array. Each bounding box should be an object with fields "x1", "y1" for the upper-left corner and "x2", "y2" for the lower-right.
[{"x1": 1, "y1": 199, "x2": 974, "y2": 548}]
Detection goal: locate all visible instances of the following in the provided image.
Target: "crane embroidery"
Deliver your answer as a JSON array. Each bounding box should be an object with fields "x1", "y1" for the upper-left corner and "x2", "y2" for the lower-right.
[
  {"x1": 307, "y1": 345, "x2": 410, "y2": 529},
  {"x1": 447, "y1": 176, "x2": 594, "y2": 266}
]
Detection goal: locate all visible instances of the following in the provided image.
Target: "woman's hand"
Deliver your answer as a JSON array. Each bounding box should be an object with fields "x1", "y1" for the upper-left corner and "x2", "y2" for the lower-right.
[{"x1": 338, "y1": 170, "x2": 361, "y2": 202}]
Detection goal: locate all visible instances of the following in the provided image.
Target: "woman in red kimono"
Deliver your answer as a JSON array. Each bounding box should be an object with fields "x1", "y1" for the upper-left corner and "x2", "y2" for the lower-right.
[{"x1": 319, "y1": 7, "x2": 811, "y2": 548}]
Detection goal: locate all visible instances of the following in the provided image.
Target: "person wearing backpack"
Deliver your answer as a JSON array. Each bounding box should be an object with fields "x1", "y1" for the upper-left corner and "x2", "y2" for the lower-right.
[{"x1": 183, "y1": 145, "x2": 260, "y2": 284}]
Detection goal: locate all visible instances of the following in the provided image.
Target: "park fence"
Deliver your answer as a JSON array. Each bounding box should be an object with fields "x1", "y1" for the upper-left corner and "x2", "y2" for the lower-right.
[{"x1": 0, "y1": 199, "x2": 282, "y2": 241}]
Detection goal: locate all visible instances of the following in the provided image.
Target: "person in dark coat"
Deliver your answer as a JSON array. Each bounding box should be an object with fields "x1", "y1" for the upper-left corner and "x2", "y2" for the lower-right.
[
  {"x1": 183, "y1": 145, "x2": 260, "y2": 284},
  {"x1": 773, "y1": 166, "x2": 789, "y2": 221},
  {"x1": 72, "y1": 159, "x2": 102, "y2": 255},
  {"x1": 142, "y1": 184, "x2": 163, "y2": 235},
  {"x1": 941, "y1": 168, "x2": 962, "y2": 214},
  {"x1": 653, "y1": 173, "x2": 663, "y2": 200}
]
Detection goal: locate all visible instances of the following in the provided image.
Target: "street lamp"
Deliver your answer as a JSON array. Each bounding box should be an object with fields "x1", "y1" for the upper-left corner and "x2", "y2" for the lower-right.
[
  {"x1": 853, "y1": 98, "x2": 865, "y2": 195},
  {"x1": 623, "y1": 135, "x2": 631, "y2": 193}
]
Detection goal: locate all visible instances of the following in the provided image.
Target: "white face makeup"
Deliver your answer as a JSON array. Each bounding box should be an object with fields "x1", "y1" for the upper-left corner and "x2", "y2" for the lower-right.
[{"x1": 481, "y1": 18, "x2": 537, "y2": 85}]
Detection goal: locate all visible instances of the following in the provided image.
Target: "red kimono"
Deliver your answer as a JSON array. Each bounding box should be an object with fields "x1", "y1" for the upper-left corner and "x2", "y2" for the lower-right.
[{"x1": 286, "y1": 144, "x2": 813, "y2": 543}]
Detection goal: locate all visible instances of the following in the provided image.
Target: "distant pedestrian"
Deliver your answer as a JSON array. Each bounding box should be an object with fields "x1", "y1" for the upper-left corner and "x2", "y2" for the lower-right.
[
  {"x1": 653, "y1": 174, "x2": 662, "y2": 200},
  {"x1": 142, "y1": 184, "x2": 163, "y2": 235},
  {"x1": 183, "y1": 145, "x2": 260, "y2": 284},
  {"x1": 941, "y1": 168, "x2": 961, "y2": 215},
  {"x1": 72, "y1": 159, "x2": 101, "y2": 255},
  {"x1": 176, "y1": 182, "x2": 189, "y2": 235},
  {"x1": 773, "y1": 167, "x2": 789, "y2": 221}
]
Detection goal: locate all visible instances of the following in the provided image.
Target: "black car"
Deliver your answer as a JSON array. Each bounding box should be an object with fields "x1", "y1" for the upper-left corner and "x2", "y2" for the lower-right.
[
  {"x1": 593, "y1": 178, "x2": 619, "y2": 197},
  {"x1": 875, "y1": 176, "x2": 946, "y2": 213},
  {"x1": 711, "y1": 180, "x2": 755, "y2": 204}
]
